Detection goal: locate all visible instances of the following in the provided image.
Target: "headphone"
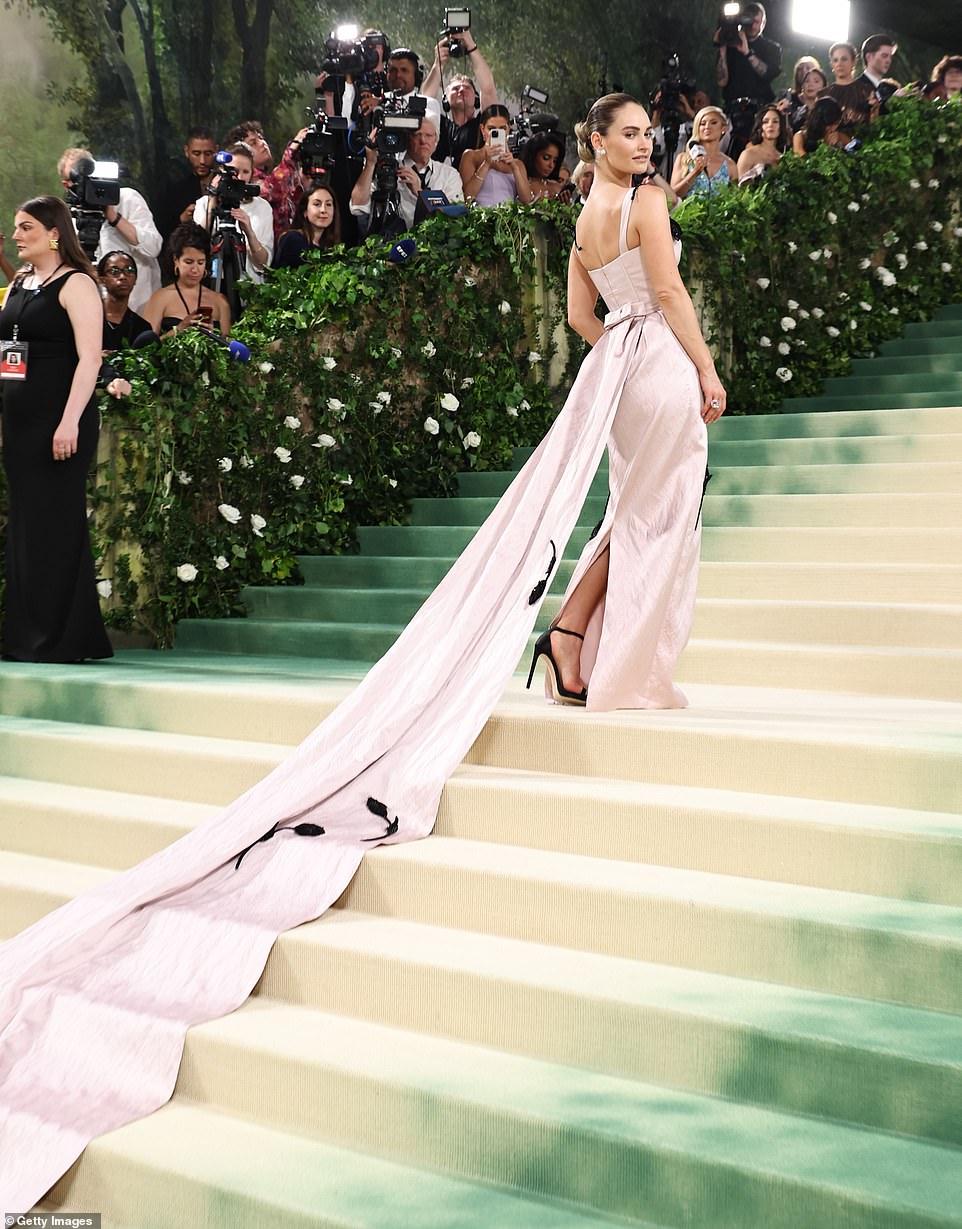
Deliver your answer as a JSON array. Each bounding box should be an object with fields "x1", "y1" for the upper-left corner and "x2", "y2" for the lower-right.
[
  {"x1": 441, "y1": 75, "x2": 481, "y2": 113},
  {"x1": 390, "y1": 48, "x2": 424, "y2": 89}
]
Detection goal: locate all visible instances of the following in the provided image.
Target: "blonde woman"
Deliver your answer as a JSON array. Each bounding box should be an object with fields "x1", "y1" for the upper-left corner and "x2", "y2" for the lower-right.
[{"x1": 670, "y1": 106, "x2": 738, "y2": 201}]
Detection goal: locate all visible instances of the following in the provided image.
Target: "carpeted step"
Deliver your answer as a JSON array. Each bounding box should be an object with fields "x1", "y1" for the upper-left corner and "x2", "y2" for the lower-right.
[
  {"x1": 339, "y1": 836, "x2": 962, "y2": 1013},
  {"x1": 704, "y1": 432, "x2": 962, "y2": 467},
  {"x1": 879, "y1": 335, "x2": 962, "y2": 356},
  {"x1": 901, "y1": 320, "x2": 962, "y2": 338},
  {"x1": 777, "y1": 391, "x2": 962, "y2": 412},
  {"x1": 173, "y1": 997, "x2": 962, "y2": 1225},
  {"x1": 714, "y1": 405, "x2": 962, "y2": 438},
  {"x1": 821, "y1": 373, "x2": 962, "y2": 395},
  {"x1": 45, "y1": 1101, "x2": 619, "y2": 1229},
  {"x1": 849, "y1": 355, "x2": 962, "y2": 375},
  {"x1": 695, "y1": 561, "x2": 962, "y2": 602}
]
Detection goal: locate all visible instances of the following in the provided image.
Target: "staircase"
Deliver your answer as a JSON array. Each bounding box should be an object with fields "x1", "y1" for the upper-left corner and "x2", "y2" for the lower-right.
[{"x1": 2, "y1": 306, "x2": 962, "y2": 1227}]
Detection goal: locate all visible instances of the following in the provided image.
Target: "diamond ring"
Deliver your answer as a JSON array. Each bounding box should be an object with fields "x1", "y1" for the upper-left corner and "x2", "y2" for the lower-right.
[{"x1": 710, "y1": 398, "x2": 720, "y2": 409}]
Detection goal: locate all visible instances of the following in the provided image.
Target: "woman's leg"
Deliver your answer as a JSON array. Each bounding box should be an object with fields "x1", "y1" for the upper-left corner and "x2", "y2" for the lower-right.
[{"x1": 551, "y1": 545, "x2": 609, "y2": 693}]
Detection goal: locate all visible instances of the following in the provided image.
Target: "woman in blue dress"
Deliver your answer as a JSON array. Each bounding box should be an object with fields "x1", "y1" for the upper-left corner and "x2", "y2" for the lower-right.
[{"x1": 670, "y1": 106, "x2": 739, "y2": 202}]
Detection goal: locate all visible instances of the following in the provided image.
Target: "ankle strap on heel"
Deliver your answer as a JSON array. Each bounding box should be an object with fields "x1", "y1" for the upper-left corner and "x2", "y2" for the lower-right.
[{"x1": 549, "y1": 625, "x2": 584, "y2": 641}]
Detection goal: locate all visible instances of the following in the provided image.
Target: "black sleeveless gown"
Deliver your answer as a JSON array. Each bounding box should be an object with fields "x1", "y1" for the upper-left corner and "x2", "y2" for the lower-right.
[{"x1": 0, "y1": 272, "x2": 113, "y2": 661}]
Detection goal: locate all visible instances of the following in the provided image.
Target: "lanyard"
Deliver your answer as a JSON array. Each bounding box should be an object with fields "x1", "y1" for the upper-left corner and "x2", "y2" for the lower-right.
[{"x1": 4, "y1": 264, "x2": 67, "y2": 342}]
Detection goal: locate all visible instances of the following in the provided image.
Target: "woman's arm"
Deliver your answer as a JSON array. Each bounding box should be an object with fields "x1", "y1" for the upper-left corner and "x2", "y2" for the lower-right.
[
  {"x1": 670, "y1": 151, "x2": 706, "y2": 198},
  {"x1": 736, "y1": 146, "x2": 756, "y2": 178},
  {"x1": 141, "y1": 289, "x2": 167, "y2": 333},
  {"x1": 630, "y1": 188, "x2": 726, "y2": 419},
  {"x1": 566, "y1": 244, "x2": 603, "y2": 346},
  {"x1": 511, "y1": 159, "x2": 533, "y2": 204},
  {"x1": 460, "y1": 149, "x2": 489, "y2": 201},
  {"x1": 792, "y1": 131, "x2": 806, "y2": 156},
  {"x1": 55, "y1": 274, "x2": 105, "y2": 458}
]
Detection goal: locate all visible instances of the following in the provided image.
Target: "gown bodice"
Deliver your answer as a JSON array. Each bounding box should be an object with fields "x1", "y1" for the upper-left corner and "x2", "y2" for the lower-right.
[{"x1": 582, "y1": 186, "x2": 682, "y2": 317}]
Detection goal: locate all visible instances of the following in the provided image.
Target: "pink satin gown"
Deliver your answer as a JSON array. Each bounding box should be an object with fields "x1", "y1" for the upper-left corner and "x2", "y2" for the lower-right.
[{"x1": 0, "y1": 183, "x2": 708, "y2": 1208}]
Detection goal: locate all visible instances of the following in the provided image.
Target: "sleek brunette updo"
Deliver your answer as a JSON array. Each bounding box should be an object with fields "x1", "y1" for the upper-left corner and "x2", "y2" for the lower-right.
[{"x1": 574, "y1": 92, "x2": 639, "y2": 163}]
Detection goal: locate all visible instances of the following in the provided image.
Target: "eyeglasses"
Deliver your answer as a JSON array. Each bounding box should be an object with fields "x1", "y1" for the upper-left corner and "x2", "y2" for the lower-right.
[{"x1": 104, "y1": 266, "x2": 137, "y2": 276}]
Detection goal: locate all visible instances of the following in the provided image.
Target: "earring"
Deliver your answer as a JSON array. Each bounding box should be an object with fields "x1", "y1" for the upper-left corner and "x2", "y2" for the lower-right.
[
  {"x1": 49, "y1": 237, "x2": 60, "y2": 251},
  {"x1": 596, "y1": 148, "x2": 607, "y2": 157}
]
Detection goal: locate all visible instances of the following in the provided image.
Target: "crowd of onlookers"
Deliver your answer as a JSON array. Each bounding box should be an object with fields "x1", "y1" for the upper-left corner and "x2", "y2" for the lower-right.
[{"x1": 1, "y1": 5, "x2": 959, "y2": 347}]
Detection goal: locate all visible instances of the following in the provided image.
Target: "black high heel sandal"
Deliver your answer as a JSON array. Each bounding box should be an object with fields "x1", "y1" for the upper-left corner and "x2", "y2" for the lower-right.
[{"x1": 526, "y1": 626, "x2": 588, "y2": 706}]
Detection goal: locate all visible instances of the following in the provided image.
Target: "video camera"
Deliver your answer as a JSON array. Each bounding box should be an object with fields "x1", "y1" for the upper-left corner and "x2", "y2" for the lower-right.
[
  {"x1": 321, "y1": 25, "x2": 383, "y2": 79},
  {"x1": 508, "y1": 85, "x2": 560, "y2": 156},
  {"x1": 649, "y1": 53, "x2": 696, "y2": 168},
  {"x1": 64, "y1": 157, "x2": 121, "y2": 259},
  {"x1": 440, "y1": 8, "x2": 471, "y2": 58},
  {"x1": 208, "y1": 151, "x2": 262, "y2": 220},
  {"x1": 298, "y1": 113, "x2": 350, "y2": 181},
  {"x1": 716, "y1": 2, "x2": 755, "y2": 47},
  {"x1": 368, "y1": 93, "x2": 426, "y2": 238}
]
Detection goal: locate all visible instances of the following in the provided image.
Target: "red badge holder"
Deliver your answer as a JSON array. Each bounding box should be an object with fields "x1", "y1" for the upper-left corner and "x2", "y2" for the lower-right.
[{"x1": 0, "y1": 340, "x2": 28, "y2": 381}]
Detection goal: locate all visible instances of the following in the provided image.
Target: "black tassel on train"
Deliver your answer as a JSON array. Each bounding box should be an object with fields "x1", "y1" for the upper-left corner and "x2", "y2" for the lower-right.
[
  {"x1": 528, "y1": 539, "x2": 557, "y2": 605},
  {"x1": 234, "y1": 819, "x2": 327, "y2": 870},
  {"x1": 362, "y1": 796, "x2": 400, "y2": 841}
]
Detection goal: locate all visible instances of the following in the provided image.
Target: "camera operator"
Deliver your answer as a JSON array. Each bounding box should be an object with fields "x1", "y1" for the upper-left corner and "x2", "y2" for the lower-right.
[
  {"x1": 157, "y1": 127, "x2": 218, "y2": 241},
  {"x1": 58, "y1": 147, "x2": 162, "y2": 314},
  {"x1": 427, "y1": 16, "x2": 499, "y2": 167},
  {"x1": 192, "y1": 143, "x2": 274, "y2": 284},
  {"x1": 714, "y1": 3, "x2": 782, "y2": 155},
  {"x1": 350, "y1": 114, "x2": 463, "y2": 235}
]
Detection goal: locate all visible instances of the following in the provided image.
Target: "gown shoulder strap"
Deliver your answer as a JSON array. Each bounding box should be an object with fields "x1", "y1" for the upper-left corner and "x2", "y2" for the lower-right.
[{"x1": 617, "y1": 187, "x2": 637, "y2": 255}]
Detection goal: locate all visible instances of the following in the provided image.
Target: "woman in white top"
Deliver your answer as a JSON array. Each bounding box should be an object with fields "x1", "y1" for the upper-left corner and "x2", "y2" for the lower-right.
[{"x1": 192, "y1": 142, "x2": 274, "y2": 283}]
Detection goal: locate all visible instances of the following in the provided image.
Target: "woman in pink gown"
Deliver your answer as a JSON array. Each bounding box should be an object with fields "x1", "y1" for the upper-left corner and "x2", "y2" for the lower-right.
[{"x1": 0, "y1": 95, "x2": 726, "y2": 1208}]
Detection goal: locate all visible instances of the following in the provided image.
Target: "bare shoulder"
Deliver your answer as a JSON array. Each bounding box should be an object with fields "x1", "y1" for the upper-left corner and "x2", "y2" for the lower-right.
[
  {"x1": 58, "y1": 271, "x2": 100, "y2": 306},
  {"x1": 630, "y1": 182, "x2": 671, "y2": 225}
]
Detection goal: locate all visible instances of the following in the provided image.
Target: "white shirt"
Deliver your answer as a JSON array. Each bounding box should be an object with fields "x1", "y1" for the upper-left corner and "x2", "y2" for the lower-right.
[
  {"x1": 192, "y1": 193, "x2": 275, "y2": 283},
  {"x1": 351, "y1": 155, "x2": 464, "y2": 231},
  {"x1": 94, "y1": 187, "x2": 162, "y2": 313}
]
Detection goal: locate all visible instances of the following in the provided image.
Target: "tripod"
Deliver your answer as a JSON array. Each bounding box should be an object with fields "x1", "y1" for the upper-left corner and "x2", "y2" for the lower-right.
[{"x1": 209, "y1": 215, "x2": 247, "y2": 322}]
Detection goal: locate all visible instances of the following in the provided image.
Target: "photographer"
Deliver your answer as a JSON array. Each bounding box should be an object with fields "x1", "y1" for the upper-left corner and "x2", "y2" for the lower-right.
[
  {"x1": 58, "y1": 147, "x2": 162, "y2": 314},
  {"x1": 223, "y1": 119, "x2": 309, "y2": 241},
  {"x1": 350, "y1": 114, "x2": 463, "y2": 235},
  {"x1": 714, "y1": 2, "x2": 782, "y2": 152},
  {"x1": 192, "y1": 142, "x2": 274, "y2": 284},
  {"x1": 427, "y1": 19, "x2": 499, "y2": 167},
  {"x1": 460, "y1": 105, "x2": 533, "y2": 204}
]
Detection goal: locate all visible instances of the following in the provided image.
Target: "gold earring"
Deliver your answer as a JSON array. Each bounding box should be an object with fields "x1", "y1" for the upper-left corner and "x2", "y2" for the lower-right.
[{"x1": 49, "y1": 237, "x2": 60, "y2": 251}]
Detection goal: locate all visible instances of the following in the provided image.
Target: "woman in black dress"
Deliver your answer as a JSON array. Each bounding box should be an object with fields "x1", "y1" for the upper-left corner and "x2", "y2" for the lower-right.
[
  {"x1": 272, "y1": 182, "x2": 342, "y2": 269},
  {"x1": 99, "y1": 250, "x2": 150, "y2": 351},
  {"x1": 0, "y1": 196, "x2": 114, "y2": 661}
]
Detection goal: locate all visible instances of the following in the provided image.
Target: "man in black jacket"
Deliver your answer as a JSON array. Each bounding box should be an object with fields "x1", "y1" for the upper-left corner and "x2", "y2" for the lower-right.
[{"x1": 714, "y1": 3, "x2": 782, "y2": 158}]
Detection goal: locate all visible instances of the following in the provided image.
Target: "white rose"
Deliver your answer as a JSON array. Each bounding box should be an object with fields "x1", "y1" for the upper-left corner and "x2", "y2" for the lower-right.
[
  {"x1": 250, "y1": 513, "x2": 267, "y2": 537},
  {"x1": 826, "y1": 326, "x2": 840, "y2": 337},
  {"x1": 827, "y1": 212, "x2": 837, "y2": 224},
  {"x1": 883, "y1": 231, "x2": 898, "y2": 247},
  {"x1": 859, "y1": 258, "x2": 872, "y2": 270},
  {"x1": 424, "y1": 416, "x2": 440, "y2": 435},
  {"x1": 460, "y1": 376, "x2": 474, "y2": 388},
  {"x1": 274, "y1": 447, "x2": 292, "y2": 464},
  {"x1": 390, "y1": 347, "x2": 402, "y2": 358},
  {"x1": 823, "y1": 248, "x2": 832, "y2": 259},
  {"x1": 938, "y1": 135, "x2": 947, "y2": 144},
  {"x1": 218, "y1": 503, "x2": 241, "y2": 524},
  {"x1": 528, "y1": 352, "x2": 541, "y2": 363},
  {"x1": 798, "y1": 308, "x2": 810, "y2": 319},
  {"x1": 377, "y1": 391, "x2": 391, "y2": 404},
  {"x1": 214, "y1": 555, "x2": 229, "y2": 570},
  {"x1": 422, "y1": 340, "x2": 437, "y2": 357},
  {"x1": 463, "y1": 276, "x2": 476, "y2": 287},
  {"x1": 759, "y1": 336, "x2": 772, "y2": 347},
  {"x1": 777, "y1": 341, "x2": 790, "y2": 355},
  {"x1": 955, "y1": 228, "x2": 962, "y2": 239},
  {"x1": 809, "y1": 250, "x2": 821, "y2": 262},
  {"x1": 889, "y1": 307, "x2": 900, "y2": 315},
  {"x1": 520, "y1": 399, "x2": 530, "y2": 411},
  {"x1": 176, "y1": 563, "x2": 198, "y2": 582},
  {"x1": 928, "y1": 178, "x2": 940, "y2": 189},
  {"x1": 941, "y1": 262, "x2": 953, "y2": 273},
  {"x1": 388, "y1": 478, "x2": 398, "y2": 488},
  {"x1": 775, "y1": 367, "x2": 792, "y2": 382},
  {"x1": 200, "y1": 371, "x2": 210, "y2": 387},
  {"x1": 931, "y1": 221, "x2": 944, "y2": 232},
  {"x1": 780, "y1": 316, "x2": 796, "y2": 331},
  {"x1": 463, "y1": 431, "x2": 481, "y2": 449},
  {"x1": 499, "y1": 301, "x2": 512, "y2": 315},
  {"x1": 328, "y1": 397, "x2": 344, "y2": 412},
  {"x1": 339, "y1": 474, "x2": 353, "y2": 485},
  {"x1": 861, "y1": 193, "x2": 869, "y2": 201},
  {"x1": 506, "y1": 405, "x2": 519, "y2": 417},
  {"x1": 787, "y1": 241, "x2": 797, "y2": 253},
  {"x1": 440, "y1": 392, "x2": 460, "y2": 412},
  {"x1": 176, "y1": 470, "x2": 192, "y2": 485},
  {"x1": 217, "y1": 457, "x2": 233, "y2": 473},
  {"x1": 859, "y1": 302, "x2": 872, "y2": 311},
  {"x1": 258, "y1": 361, "x2": 274, "y2": 374},
  {"x1": 289, "y1": 474, "x2": 305, "y2": 489},
  {"x1": 786, "y1": 299, "x2": 798, "y2": 310},
  {"x1": 811, "y1": 307, "x2": 824, "y2": 318},
  {"x1": 847, "y1": 201, "x2": 860, "y2": 212},
  {"x1": 283, "y1": 415, "x2": 300, "y2": 429},
  {"x1": 755, "y1": 278, "x2": 770, "y2": 289},
  {"x1": 895, "y1": 253, "x2": 908, "y2": 269},
  {"x1": 909, "y1": 178, "x2": 921, "y2": 189},
  {"x1": 239, "y1": 454, "x2": 254, "y2": 469},
  {"x1": 914, "y1": 241, "x2": 928, "y2": 251},
  {"x1": 323, "y1": 356, "x2": 336, "y2": 370},
  {"x1": 313, "y1": 433, "x2": 336, "y2": 448},
  {"x1": 96, "y1": 579, "x2": 112, "y2": 599}
]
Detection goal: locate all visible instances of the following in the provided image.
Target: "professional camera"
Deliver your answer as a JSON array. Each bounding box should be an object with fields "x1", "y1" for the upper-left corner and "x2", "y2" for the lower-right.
[
  {"x1": 649, "y1": 52, "x2": 696, "y2": 171},
  {"x1": 64, "y1": 156, "x2": 121, "y2": 259},
  {"x1": 207, "y1": 153, "x2": 262, "y2": 218},
  {"x1": 368, "y1": 93, "x2": 427, "y2": 238},
  {"x1": 298, "y1": 113, "x2": 350, "y2": 181},
  {"x1": 716, "y1": 2, "x2": 753, "y2": 47},
  {"x1": 440, "y1": 8, "x2": 471, "y2": 58},
  {"x1": 320, "y1": 24, "x2": 382, "y2": 79},
  {"x1": 508, "y1": 85, "x2": 560, "y2": 156}
]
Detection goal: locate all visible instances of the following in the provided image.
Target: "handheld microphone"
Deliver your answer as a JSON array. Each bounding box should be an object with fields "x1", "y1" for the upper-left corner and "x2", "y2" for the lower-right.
[
  {"x1": 388, "y1": 237, "x2": 417, "y2": 264},
  {"x1": 194, "y1": 324, "x2": 251, "y2": 363},
  {"x1": 131, "y1": 329, "x2": 161, "y2": 349}
]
